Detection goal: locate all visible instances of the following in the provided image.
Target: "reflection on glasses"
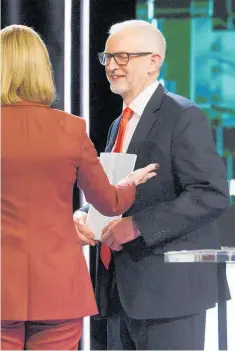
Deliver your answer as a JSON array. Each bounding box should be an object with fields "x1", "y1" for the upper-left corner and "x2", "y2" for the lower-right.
[{"x1": 98, "y1": 52, "x2": 153, "y2": 66}]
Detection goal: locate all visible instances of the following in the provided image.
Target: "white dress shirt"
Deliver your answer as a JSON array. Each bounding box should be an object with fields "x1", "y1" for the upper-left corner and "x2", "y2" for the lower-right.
[{"x1": 118, "y1": 80, "x2": 159, "y2": 153}]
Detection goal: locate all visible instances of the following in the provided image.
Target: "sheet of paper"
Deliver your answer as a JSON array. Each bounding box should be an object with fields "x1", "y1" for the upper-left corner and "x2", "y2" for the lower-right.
[{"x1": 87, "y1": 152, "x2": 137, "y2": 240}]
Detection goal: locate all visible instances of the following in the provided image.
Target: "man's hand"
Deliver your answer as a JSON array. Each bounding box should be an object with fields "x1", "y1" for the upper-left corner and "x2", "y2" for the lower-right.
[
  {"x1": 101, "y1": 216, "x2": 139, "y2": 251},
  {"x1": 73, "y1": 210, "x2": 97, "y2": 246}
]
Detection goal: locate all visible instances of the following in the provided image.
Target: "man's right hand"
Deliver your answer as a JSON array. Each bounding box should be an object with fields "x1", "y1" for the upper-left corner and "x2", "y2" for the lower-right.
[{"x1": 73, "y1": 210, "x2": 97, "y2": 246}]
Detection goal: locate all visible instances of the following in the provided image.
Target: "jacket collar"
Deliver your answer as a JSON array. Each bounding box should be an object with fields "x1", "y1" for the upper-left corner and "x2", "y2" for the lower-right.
[{"x1": 2, "y1": 100, "x2": 49, "y2": 108}]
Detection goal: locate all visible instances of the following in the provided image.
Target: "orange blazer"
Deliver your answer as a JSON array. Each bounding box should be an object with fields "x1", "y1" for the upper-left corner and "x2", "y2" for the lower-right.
[{"x1": 1, "y1": 100, "x2": 135, "y2": 321}]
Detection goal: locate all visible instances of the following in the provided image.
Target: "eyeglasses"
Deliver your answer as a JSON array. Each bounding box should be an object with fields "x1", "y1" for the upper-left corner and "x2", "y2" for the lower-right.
[{"x1": 98, "y1": 52, "x2": 153, "y2": 66}]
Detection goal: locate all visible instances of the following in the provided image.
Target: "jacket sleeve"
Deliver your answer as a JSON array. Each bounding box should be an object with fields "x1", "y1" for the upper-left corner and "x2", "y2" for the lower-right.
[
  {"x1": 78, "y1": 119, "x2": 117, "y2": 214},
  {"x1": 133, "y1": 106, "x2": 230, "y2": 248},
  {"x1": 77, "y1": 120, "x2": 136, "y2": 217}
]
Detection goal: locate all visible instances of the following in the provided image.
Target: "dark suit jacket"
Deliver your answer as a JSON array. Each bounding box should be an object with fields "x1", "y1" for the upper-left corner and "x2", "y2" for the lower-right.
[{"x1": 86, "y1": 84, "x2": 230, "y2": 319}]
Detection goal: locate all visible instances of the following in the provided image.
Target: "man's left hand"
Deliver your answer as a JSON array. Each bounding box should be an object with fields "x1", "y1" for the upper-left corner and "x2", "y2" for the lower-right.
[{"x1": 101, "y1": 216, "x2": 139, "y2": 251}]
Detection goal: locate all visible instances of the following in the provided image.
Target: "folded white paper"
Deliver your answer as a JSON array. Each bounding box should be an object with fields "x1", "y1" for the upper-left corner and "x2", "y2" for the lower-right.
[{"x1": 87, "y1": 152, "x2": 137, "y2": 240}]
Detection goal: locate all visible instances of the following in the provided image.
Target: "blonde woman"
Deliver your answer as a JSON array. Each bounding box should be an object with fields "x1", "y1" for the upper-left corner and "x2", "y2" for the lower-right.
[{"x1": 1, "y1": 25, "x2": 158, "y2": 350}]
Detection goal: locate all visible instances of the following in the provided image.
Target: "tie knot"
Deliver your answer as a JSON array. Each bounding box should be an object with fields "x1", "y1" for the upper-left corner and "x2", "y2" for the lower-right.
[{"x1": 122, "y1": 107, "x2": 134, "y2": 121}]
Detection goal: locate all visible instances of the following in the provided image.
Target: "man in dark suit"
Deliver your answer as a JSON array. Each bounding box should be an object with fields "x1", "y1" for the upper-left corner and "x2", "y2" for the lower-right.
[{"x1": 74, "y1": 20, "x2": 230, "y2": 350}]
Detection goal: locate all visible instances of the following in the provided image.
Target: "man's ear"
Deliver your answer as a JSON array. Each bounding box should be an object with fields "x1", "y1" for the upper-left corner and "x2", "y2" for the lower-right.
[{"x1": 148, "y1": 53, "x2": 161, "y2": 74}]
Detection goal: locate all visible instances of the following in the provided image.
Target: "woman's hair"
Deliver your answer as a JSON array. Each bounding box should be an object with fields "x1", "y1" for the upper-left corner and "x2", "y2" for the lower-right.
[{"x1": 1, "y1": 24, "x2": 56, "y2": 105}]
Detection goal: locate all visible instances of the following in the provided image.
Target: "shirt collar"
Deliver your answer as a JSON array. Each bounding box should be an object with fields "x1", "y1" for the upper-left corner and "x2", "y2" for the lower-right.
[{"x1": 123, "y1": 80, "x2": 159, "y2": 117}]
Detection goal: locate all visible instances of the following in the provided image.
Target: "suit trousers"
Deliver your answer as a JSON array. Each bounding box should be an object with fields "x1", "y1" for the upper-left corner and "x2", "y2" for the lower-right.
[
  {"x1": 107, "y1": 308, "x2": 206, "y2": 350},
  {"x1": 107, "y1": 276, "x2": 206, "y2": 350},
  {"x1": 1, "y1": 318, "x2": 82, "y2": 350}
]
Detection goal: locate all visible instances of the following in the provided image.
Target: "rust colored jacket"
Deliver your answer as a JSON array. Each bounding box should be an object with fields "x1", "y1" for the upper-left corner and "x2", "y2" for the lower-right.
[{"x1": 1, "y1": 101, "x2": 135, "y2": 320}]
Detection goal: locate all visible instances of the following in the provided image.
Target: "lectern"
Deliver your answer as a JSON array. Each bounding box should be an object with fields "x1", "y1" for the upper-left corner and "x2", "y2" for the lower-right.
[{"x1": 165, "y1": 248, "x2": 235, "y2": 351}]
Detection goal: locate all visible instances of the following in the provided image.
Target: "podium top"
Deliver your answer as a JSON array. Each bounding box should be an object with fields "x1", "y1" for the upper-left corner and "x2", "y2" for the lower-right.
[{"x1": 165, "y1": 248, "x2": 235, "y2": 263}]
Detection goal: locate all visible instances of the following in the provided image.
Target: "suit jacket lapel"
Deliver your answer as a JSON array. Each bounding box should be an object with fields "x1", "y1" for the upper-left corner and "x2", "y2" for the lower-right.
[
  {"x1": 105, "y1": 117, "x2": 121, "y2": 152},
  {"x1": 127, "y1": 84, "x2": 168, "y2": 156}
]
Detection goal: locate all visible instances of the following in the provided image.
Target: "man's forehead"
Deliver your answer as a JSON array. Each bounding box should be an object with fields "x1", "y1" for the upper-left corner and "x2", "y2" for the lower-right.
[{"x1": 105, "y1": 31, "x2": 143, "y2": 51}]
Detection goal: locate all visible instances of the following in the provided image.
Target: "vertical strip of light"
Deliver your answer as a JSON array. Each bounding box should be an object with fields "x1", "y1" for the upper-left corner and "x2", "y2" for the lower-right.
[
  {"x1": 64, "y1": 0, "x2": 72, "y2": 113},
  {"x1": 147, "y1": 0, "x2": 154, "y2": 20},
  {"x1": 64, "y1": 1, "x2": 90, "y2": 349},
  {"x1": 80, "y1": 0, "x2": 91, "y2": 350},
  {"x1": 189, "y1": 1, "x2": 196, "y2": 102},
  {"x1": 80, "y1": 0, "x2": 90, "y2": 134}
]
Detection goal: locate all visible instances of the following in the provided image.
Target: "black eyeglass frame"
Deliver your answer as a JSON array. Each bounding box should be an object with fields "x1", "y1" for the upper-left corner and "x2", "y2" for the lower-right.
[{"x1": 98, "y1": 52, "x2": 153, "y2": 66}]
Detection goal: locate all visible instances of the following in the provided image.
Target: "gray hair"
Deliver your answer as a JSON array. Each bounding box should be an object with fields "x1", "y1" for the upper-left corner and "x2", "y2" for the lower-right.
[{"x1": 109, "y1": 20, "x2": 166, "y2": 65}]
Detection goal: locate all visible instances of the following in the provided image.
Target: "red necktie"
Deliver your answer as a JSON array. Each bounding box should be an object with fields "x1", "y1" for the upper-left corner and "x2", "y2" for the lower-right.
[{"x1": 100, "y1": 107, "x2": 134, "y2": 269}]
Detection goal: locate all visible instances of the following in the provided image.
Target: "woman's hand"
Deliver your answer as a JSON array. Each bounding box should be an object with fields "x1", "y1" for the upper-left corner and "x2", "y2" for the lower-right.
[{"x1": 124, "y1": 163, "x2": 159, "y2": 186}]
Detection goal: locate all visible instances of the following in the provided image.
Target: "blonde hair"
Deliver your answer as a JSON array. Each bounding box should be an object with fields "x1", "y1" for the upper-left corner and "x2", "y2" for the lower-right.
[
  {"x1": 109, "y1": 20, "x2": 166, "y2": 65},
  {"x1": 1, "y1": 24, "x2": 56, "y2": 105}
]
